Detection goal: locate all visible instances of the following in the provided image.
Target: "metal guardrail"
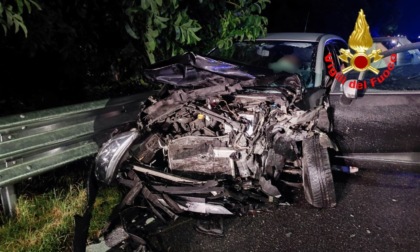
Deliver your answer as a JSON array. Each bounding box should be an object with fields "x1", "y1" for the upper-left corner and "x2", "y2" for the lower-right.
[{"x1": 0, "y1": 92, "x2": 155, "y2": 216}]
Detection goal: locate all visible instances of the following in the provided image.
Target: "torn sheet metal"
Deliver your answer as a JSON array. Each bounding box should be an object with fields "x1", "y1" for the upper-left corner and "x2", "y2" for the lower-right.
[
  {"x1": 180, "y1": 202, "x2": 233, "y2": 215},
  {"x1": 144, "y1": 52, "x2": 255, "y2": 86}
]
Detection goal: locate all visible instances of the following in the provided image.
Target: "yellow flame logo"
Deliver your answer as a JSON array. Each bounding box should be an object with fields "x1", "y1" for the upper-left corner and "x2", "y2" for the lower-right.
[
  {"x1": 338, "y1": 9, "x2": 383, "y2": 74},
  {"x1": 348, "y1": 10, "x2": 373, "y2": 52}
]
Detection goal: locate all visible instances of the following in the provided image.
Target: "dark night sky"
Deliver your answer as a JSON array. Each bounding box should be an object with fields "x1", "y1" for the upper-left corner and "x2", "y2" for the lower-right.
[
  {"x1": 397, "y1": 0, "x2": 420, "y2": 39},
  {"x1": 265, "y1": 0, "x2": 420, "y2": 41}
]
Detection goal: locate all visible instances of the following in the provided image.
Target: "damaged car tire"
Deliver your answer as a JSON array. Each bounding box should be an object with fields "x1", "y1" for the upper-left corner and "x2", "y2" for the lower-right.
[{"x1": 302, "y1": 135, "x2": 336, "y2": 208}]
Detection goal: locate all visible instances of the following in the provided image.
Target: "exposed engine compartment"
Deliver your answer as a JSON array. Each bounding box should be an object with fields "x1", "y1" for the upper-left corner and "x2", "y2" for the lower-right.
[{"x1": 129, "y1": 70, "x2": 325, "y2": 196}]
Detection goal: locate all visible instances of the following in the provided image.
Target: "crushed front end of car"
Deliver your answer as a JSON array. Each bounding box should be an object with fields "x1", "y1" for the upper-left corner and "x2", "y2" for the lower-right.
[{"x1": 90, "y1": 52, "x2": 336, "y2": 250}]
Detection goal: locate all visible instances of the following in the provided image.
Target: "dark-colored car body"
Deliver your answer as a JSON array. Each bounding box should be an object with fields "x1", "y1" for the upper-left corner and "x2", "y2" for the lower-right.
[{"x1": 329, "y1": 46, "x2": 420, "y2": 169}]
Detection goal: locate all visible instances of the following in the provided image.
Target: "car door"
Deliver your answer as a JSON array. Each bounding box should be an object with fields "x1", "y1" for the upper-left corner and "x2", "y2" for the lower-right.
[{"x1": 328, "y1": 45, "x2": 420, "y2": 164}]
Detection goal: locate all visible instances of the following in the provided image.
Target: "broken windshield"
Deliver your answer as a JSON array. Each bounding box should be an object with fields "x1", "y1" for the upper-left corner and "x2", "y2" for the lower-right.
[{"x1": 208, "y1": 41, "x2": 317, "y2": 87}]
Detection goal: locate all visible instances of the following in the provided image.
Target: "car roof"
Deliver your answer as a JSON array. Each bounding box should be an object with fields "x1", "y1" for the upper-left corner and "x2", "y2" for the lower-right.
[{"x1": 257, "y1": 32, "x2": 340, "y2": 42}]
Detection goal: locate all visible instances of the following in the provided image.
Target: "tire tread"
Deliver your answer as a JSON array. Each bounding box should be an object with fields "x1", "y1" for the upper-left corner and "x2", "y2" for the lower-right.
[{"x1": 302, "y1": 135, "x2": 336, "y2": 208}]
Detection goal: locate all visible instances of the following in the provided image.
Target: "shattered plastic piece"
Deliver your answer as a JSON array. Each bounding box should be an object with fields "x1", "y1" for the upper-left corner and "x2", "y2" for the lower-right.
[
  {"x1": 318, "y1": 132, "x2": 337, "y2": 150},
  {"x1": 278, "y1": 196, "x2": 291, "y2": 206},
  {"x1": 104, "y1": 226, "x2": 130, "y2": 248},
  {"x1": 194, "y1": 217, "x2": 224, "y2": 237},
  {"x1": 279, "y1": 201, "x2": 291, "y2": 206},
  {"x1": 86, "y1": 237, "x2": 112, "y2": 252},
  {"x1": 145, "y1": 217, "x2": 155, "y2": 225},
  {"x1": 259, "y1": 176, "x2": 282, "y2": 197},
  {"x1": 132, "y1": 165, "x2": 204, "y2": 184},
  {"x1": 180, "y1": 202, "x2": 233, "y2": 215}
]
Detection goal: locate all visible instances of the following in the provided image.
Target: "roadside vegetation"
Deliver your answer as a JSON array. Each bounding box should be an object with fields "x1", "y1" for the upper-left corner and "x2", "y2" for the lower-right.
[{"x1": 0, "y1": 161, "x2": 121, "y2": 252}]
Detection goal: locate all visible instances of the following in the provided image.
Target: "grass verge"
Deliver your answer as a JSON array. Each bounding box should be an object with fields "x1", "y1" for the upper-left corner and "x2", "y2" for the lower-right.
[{"x1": 0, "y1": 182, "x2": 120, "y2": 252}]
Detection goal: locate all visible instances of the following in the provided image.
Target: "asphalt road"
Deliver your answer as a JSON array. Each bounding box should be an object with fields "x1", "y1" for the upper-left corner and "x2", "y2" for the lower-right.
[{"x1": 145, "y1": 167, "x2": 420, "y2": 252}]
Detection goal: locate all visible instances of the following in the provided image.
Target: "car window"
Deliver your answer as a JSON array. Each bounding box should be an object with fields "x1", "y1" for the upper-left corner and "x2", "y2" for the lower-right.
[
  {"x1": 333, "y1": 46, "x2": 420, "y2": 93},
  {"x1": 364, "y1": 63, "x2": 420, "y2": 92},
  {"x1": 324, "y1": 40, "x2": 349, "y2": 88},
  {"x1": 208, "y1": 41, "x2": 318, "y2": 88}
]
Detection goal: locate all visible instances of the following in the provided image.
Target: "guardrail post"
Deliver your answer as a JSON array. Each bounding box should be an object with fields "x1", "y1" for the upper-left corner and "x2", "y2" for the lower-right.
[{"x1": 0, "y1": 184, "x2": 17, "y2": 216}]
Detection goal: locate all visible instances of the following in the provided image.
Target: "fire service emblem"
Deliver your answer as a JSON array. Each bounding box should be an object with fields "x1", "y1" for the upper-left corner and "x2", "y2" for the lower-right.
[{"x1": 338, "y1": 9, "x2": 383, "y2": 74}]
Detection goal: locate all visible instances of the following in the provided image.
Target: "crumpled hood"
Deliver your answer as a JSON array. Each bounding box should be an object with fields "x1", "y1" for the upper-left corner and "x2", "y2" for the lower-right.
[{"x1": 144, "y1": 52, "x2": 255, "y2": 87}]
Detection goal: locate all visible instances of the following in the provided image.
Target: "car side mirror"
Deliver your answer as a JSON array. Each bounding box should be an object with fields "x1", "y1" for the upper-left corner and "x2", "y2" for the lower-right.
[{"x1": 342, "y1": 79, "x2": 358, "y2": 99}]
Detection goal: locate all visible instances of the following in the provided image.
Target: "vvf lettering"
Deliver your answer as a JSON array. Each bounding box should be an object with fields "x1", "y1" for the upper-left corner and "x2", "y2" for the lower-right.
[
  {"x1": 369, "y1": 53, "x2": 397, "y2": 88},
  {"x1": 324, "y1": 53, "x2": 397, "y2": 89},
  {"x1": 324, "y1": 53, "x2": 347, "y2": 84}
]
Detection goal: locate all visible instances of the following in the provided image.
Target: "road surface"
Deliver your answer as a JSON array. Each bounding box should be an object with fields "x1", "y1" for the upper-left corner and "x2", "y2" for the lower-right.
[{"x1": 146, "y1": 167, "x2": 420, "y2": 251}]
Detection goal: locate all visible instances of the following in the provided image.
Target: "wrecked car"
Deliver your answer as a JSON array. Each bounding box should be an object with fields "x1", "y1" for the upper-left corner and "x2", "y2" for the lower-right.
[
  {"x1": 96, "y1": 34, "x2": 340, "y2": 209},
  {"x1": 88, "y1": 33, "x2": 420, "y2": 249}
]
